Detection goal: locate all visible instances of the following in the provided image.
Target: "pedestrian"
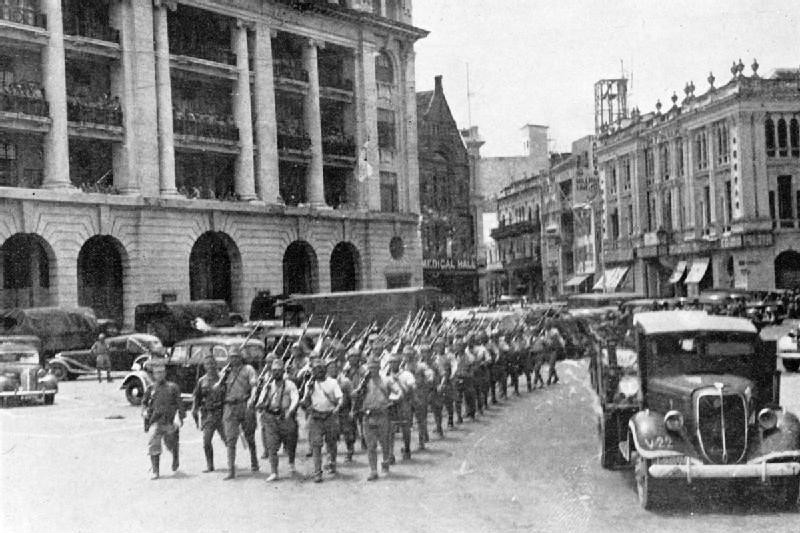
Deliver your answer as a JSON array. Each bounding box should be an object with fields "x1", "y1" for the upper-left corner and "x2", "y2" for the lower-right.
[
  {"x1": 142, "y1": 358, "x2": 184, "y2": 480},
  {"x1": 253, "y1": 358, "x2": 299, "y2": 482},
  {"x1": 301, "y1": 358, "x2": 343, "y2": 483},
  {"x1": 219, "y1": 346, "x2": 259, "y2": 479},
  {"x1": 91, "y1": 333, "x2": 112, "y2": 383},
  {"x1": 191, "y1": 353, "x2": 226, "y2": 473},
  {"x1": 353, "y1": 356, "x2": 401, "y2": 481}
]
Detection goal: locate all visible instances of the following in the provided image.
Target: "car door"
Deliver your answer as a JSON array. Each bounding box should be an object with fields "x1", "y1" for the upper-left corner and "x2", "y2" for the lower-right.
[{"x1": 166, "y1": 345, "x2": 189, "y2": 392}]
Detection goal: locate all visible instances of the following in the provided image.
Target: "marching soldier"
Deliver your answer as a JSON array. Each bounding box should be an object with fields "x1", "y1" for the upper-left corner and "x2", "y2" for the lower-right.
[
  {"x1": 301, "y1": 358, "x2": 343, "y2": 483},
  {"x1": 219, "y1": 346, "x2": 259, "y2": 479},
  {"x1": 452, "y1": 339, "x2": 476, "y2": 423},
  {"x1": 191, "y1": 353, "x2": 226, "y2": 473},
  {"x1": 545, "y1": 322, "x2": 565, "y2": 385},
  {"x1": 530, "y1": 331, "x2": 547, "y2": 389},
  {"x1": 353, "y1": 356, "x2": 401, "y2": 480},
  {"x1": 404, "y1": 346, "x2": 432, "y2": 450},
  {"x1": 431, "y1": 338, "x2": 455, "y2": 429},
  {"x1": 253, "y1": 358, "x2": 299, "y2": 482},
  {"x1": 335, "y1": 356, "x2": 358, "y2": 462},
  {"x1": 142, "y1": 358, "x2": 185, "y2": 480},
  {"x1": 343, "y1": 348, "x2": 367, "y2": 451},
  {"x1": 386, "y1": 350, "x2": 416, "y2": 462}
]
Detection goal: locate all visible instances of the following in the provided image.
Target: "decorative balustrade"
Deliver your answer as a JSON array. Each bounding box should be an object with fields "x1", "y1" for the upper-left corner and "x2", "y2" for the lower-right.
[
  {"x1": 63, "y1": 16, "x2": 119, "y2": 43},
  {"x1": 0, "y1": 82, "x2": 48, "y2": 117},
  {"x1": 322, "y1": 133, "x2": 355, "y2": 157},
  {"x1": 273, "y1": 58, "x2": 309, "y2": 82},
  {"x1": 67, "y1": 94, "x2": 122, "y2": 127},
  {"x1": 319, "y1": 70, "x2": 353, "y2": 92},
  {"x1": 277, "y1": 129, "x2": 312, "y2": 152},
  {"x1": 173, "y1": 110, "x2": 239, "y2": 141},
  {"x1": 0, "y1": 2, "x2": 46, "y2": 28},
  {"x1": 170, "y1": 40, "x2": 236, "y2": 66}
]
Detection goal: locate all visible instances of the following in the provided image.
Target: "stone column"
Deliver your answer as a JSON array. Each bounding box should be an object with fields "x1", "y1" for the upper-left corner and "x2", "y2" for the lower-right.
[
  {"x1": 706, "y1": 126, "x2": 717, "y2": 227},
  {"x1": 253, "y1": 24, "x2": 280, "y2": 203},
  {"x1": 355, "y1": 40, "x2": 380, "y2": 210},
  {"x1": 41, "y1": 0, "x2": 70, "y2": 189},
  {"x1": 402, "y1": 47, "x2": 420, "y2": 214},
  {"x1": 232, "y1": 20, "x2": 256, "y2": 201},
  {"x1": 153, "y1": 0, "x2": 177, "y2": 196},
  {"x1": 110, "y1": 0, "x2": 138, "y2": 194},
  {"x1": 302, "y1": 39, "x2": 325, "y2": 207}
]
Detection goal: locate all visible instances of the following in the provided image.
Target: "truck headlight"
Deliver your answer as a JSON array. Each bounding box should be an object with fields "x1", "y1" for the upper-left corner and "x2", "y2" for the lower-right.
[
  {"x1": 758, "y1": 408, "x2": 778, "y2": 431},
  {"x1": 617, "y1": 375, "x2": 640, "y2": 398},
  {"x1": 664, "y1": 410, "x2": 684, "y2": 432}
]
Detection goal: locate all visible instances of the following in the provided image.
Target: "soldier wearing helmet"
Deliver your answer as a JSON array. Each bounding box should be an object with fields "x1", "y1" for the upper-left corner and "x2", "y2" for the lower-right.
[
  {"x1": 219, "y1": 345, "x2": 259, "y2": 479},
  {"x1": 253, "y1": 358, "x2": 299, "y2": 481},
  {"x1": 91, "y1": 333, "x2": 112, "y2": 383},
  {"x1": 191, "y1": 353, "x2": 226, "y2": 473},
  {"x1": 301, "y1": 357, "x2": 343, "y2": 483},
  {"x1": 142, "y1": 358, "x2": 184, "y2": 479}
]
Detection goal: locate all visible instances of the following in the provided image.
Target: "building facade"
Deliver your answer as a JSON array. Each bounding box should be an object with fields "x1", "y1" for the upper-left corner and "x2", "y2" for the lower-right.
[
  {"x1": 0, "y1": 0, "x2": 426, "y2": 326},
  {"x1": 417, "y1": 75, "x2": 478, "y2": 306},
  {"x1": 596, "y1": 63, "x2": 800, "y2": 296}
]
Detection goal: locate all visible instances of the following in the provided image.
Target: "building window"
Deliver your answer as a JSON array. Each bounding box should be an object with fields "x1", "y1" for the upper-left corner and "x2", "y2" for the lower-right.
[
  {"x1": 765, "y1": 118, "x2": 776, "y2": 157},
  {"x1": 644, "y1": 147, "x2": 655, "y2": 182},
  {"x1": 377, "y1": 109, "x2": 396, "y2": 149},
  {"x1": 607, "y1": 163, "x2": 617, "y2": 194},
  {"x1": 659, "y1": 143, "x2": 669, "y2": 181},
  {"x1": 0, "y1": 55, "x2": 13, "y2": 87},
  {"x1": 694, "y1": 130, "x2": 708, "y2": 171},
  {"x1": 769, "y1": 190, "x2": 776, "y2": 221},
  {"x1": 703, "y1": 185, "x2": 711, "y2": 229},
  {"x1": 626, "y1": 204, "x2": 633, "y2": 235},
  {"x1": 724, "y1": 180, "x2": 732, "y2": 228},
  {"x1": 609, "y1": 209, "x2": 619, "y2": 240},
  {"x1": 778, "y1": 118, "x2": 788, "y2": 157},
  {"x1": 380, "y1": 171, "x2": 398, "y2": 212},
  {"x1": 791, "y1": 118, "x2": 799, "y2": 158},
  {"x1": 0, "y1": 141, "x2": 17, "y2": 186},
  {"x1": 645, "y1": 191, "x2": 655, "y2": 231},
  {"x1": 663, "y1": 190, "x2": 673, "y2": 232},
  {"x1": 676, "y1": 138, "x2": 684, "y2": 177},
  {"x1": 778, "y1": 175, "x2": 793, "y2": 227},
  {"x1": 375, "y1": 51, "x2": 394, "y2": 84},
  {"x1": 622, "y1": 157, "x2": 631, "y2": 191},
  {"x1": 715, "y1": 121, "x2": 730, "y2": 165}
]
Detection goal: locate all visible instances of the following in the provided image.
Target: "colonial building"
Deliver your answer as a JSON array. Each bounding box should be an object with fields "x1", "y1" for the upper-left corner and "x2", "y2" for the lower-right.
[
  {"x1": 596, "y1": 62, "x2": 800, "y2": 296},
  {"x1": 492, "y1": 175, "x2": 543, "y2": 301},
  {"x1": 417, "y1": 75, "x2": 478, "y2": 306},
  {"x1": 0, "y1": 0, "x2": 426, "y2": 326}
]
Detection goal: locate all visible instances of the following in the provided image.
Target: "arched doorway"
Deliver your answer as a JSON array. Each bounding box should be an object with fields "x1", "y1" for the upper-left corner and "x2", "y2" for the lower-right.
[
  {"x1": 190, "y1": 232, "x2": 240, "y2": 304},
  {"x1": 78, "y1": 236, "x2": 126, "y2": 322},
  {"x1": 283, "y1": 241, "x2": 318, "y2": 294},
  {"x1": 775, "y1": 250, "x2": 800, "y2": 289},
  {"x1": 330, "y1": 242, "x2": 360, "y2": 292},
  {"x1": 0, "y1": 233, "x2": 55, "y2": 308}
]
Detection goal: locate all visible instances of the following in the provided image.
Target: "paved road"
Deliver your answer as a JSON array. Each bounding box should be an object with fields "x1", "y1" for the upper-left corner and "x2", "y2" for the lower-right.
[{"x1": 2, "y1": 361, "x2": 799, "y2": 533}]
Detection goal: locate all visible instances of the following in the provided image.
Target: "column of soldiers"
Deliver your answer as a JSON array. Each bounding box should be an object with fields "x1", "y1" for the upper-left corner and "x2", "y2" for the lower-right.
[{"x1": 142, "y1": 309, "x2": 567, "y2": 482}]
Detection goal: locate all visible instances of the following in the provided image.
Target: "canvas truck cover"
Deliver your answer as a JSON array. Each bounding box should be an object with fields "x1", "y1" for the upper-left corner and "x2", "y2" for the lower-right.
[{"x1": 0, "y1": 306, "x2": 99, "y2": 363}]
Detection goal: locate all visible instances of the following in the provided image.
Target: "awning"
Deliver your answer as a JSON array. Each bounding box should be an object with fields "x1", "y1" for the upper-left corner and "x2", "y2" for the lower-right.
[
  {"x1": 684, "y1": 257, "x2": 710, "y2": 284},
  {"x1": 668, "y1": 260, "x2": 688, "y2": 284},
  {"x1": 592, "y1": 267, "x2": 629, "y2": 291},
  {"x1": 564, "y1": 273, "x2": 591, "y2": 288}
]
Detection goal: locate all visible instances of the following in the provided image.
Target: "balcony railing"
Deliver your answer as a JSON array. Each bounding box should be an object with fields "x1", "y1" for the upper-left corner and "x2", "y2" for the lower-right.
[
  {"x1": 0, "y1": 82, "x2": 48, "y2": 117},
  {"x1": 173, "y1": 110, "x2": 239, "y2": 141},
  {"x1": 277, "y1": 130, "x2": 311, "y2": 152},
  {"x1": 169, "y1": 40, "x2": 236, "y2": 66},
  {"x1": 319, "y1": 71, "x2": 353, "y2": 92},
  {"x1": 274, "y1": 58, "x2": 308, "y2": 83},
  {"x1": 63, "y1": 16, "x2": 120, "y2": 43},
  {"x1": 0, "y1": 2, "x2": 46, "y2": 28},
  {"x1": 322, "y1": 133, "x2": 355, "y2": 157},
  {"x1": 67, "y1": 94, "x2": 122, "y2": 127}
]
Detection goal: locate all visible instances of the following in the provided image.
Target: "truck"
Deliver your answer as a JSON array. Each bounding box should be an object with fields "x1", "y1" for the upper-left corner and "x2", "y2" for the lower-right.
[
  {"x1": 593, "y1": 310, "x2": 800, "y2": 510},
  {"x1": 277, "y1": 287, "x2": 443, "y2": 334}
]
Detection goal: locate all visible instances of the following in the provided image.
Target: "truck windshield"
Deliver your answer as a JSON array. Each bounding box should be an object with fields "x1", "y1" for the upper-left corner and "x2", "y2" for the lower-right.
[{"x1": 647, "y1": 333, "x2": 756, "y2": 376}]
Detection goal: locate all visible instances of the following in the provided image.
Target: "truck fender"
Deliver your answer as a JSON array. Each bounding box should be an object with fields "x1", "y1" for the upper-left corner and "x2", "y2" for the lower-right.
[
  {"x1": 754, "y1": 409, "x2": 800, "y2": 457},
  {"x1": 120, "y1": 371, "x2": 151, "y2": 391},
  {"x1": 51, "y1": 353, "x2": 93, "y2": 374},
  {"x1": 628, "y1": 410, "x2": 692, "y2": 459}
]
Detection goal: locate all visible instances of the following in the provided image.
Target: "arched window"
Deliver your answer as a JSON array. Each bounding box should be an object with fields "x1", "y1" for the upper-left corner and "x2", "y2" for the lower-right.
[
  {"x1": 765, "y1": 118, "x2": 776, "y2": 157},
  {"x1": 790, "y1": 118, "x2": 799, "y2": 157},
  {"x1": 778, "y1": 118, "x2": 788, "y2": 156},
  {"x1": 375, "y1": 52, "x2": 394, "y2": 84}
]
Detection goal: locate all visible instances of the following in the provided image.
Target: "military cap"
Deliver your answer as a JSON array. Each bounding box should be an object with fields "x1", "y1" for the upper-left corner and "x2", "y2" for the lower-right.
[
  {"x1": 432, "y1": 338, "x2": 445, "y2": 347},
  {"x1": 271, "y1": 359, "x2": 284, "y2": 370},
  {"x1": 402, "y1": 345, "x2": 416, "y2": 356},
  {"x1": 227, "y1": 345, "x2": 243, "y2": 356},
  {"x1": 311, "y1": 358, "x2": 325, "y2": 368},
  {"x1": 346, "y1": 347, "x2": 361, "y2": 359},
  {"x1": 385, "y1": 353, "x2": 401, "y2": 364}
]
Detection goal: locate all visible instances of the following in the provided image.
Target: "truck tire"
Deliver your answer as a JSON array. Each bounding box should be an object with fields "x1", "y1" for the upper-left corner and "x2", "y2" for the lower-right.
[
  {"x1": 783, "y1": 359, "x2": 800, "y2": 373},
  {"x1": 43, "y1": 393, "x2": 54, "y2": 406},
  {"x1": 635, "y1": 455, "x2": 658, "y2": 510},
  {"x1": 599, "y1": 413, "x2": 622, "y2": 469},
  {"x1": 125, "y1": 378, "x2": 145, "y2": 406},
  {"x1": 49, "y1": 363, "x2": 70, "y2": 382}
]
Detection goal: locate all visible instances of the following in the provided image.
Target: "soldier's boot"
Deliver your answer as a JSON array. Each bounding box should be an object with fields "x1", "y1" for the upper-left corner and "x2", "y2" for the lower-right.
[
  {"x1": 150, "y1": 455, "x2": 160, "y2": 480},
  {"x1": 418, "y1": 431, "x2": 426, "y2": 450},
  {"x1": 97, "y1": 370, "x2": 102, "y2": 384},
  {"x1": 107, "y1": 371, "x2": 113, "y2": 383},
  {"x1": 224, "y1": 447, "x2": 236, "y2": 480},
  {"x1": 171, "y1": 442, "x2": 180, "y2": 472},
  {"x1": 491, "y1": 385, "x2": 498, "y2": 404},
  {"x1": 250, "y1": 447, "x2": 260, "y2": 472},
  {"x1": 526, "y1": 374, "x2": 533, "y2": 393},
  {"x1": 268, "y1": 455, "x2": 279, "y2": 481},
  {"x1": 346, "y1": 443, "x2": 354, "y2": 463},
  {"x1": 203, "y1": 446, "x2": 214, "y2": 473}
]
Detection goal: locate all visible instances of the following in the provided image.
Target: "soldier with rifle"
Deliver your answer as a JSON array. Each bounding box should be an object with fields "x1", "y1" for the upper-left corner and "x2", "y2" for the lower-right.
[
  {"x1": 343, "y1": 347, "x2": 367, "y2": 451},
  {"x1": 191, "y1": 353, "x2": 226, "y2": 473},
  {"x1": 219, "y1": 345, "x2": 259, "y2": 479},
  {"x1": 404, "y1": 345, "x2": 433, "y2": 450},
  {"x1": 301, "y1": 358, "x2": 343, "y2": 483},
  {"x1": 386, "y1": 348, "x2": 416, "y2": 461},
  {"x1": 252, "y1": 358, "x2": 299, "y2": 481},
  {"x1": 452, "y1": 338, "x2": 477, "y2": 423},
  {"x1": 142, "y1": 358, "x2": 185, "y2": 480}
]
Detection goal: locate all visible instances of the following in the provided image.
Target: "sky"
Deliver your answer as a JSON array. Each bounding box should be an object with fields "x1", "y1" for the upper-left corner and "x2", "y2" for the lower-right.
[{"x1": 413, "y1": 0, "x2": 800, "y2": 157}]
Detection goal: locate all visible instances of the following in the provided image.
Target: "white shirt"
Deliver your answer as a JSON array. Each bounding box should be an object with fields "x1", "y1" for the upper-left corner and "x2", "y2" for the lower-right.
[{"x1": 308, "y1": 377, "x2": 343, "y2": 412}]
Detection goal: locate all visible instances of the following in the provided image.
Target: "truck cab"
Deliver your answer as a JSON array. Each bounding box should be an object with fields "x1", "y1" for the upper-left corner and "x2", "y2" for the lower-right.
[{"x1": 595, "y1": 310, "x2": 800, "y2": 509}]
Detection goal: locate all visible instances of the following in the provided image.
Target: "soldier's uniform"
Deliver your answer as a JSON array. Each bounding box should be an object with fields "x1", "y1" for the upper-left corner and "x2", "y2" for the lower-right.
[
  {"x1": 221, "y1": 348, "x2": 259, "y2": 479},
  {"x1": 343, "y1": 349, "x2": 367, "y2": 452},
  {"x1": 387, "y1": 352, "x2": 416, "y2": 462},
  {"x1": 254, "y1": 359, "x2": 299, "y2": 481},
  {"x1": 530, "y1": 333, "x2": 547, "y2": 389},
  {"x1": 336, "y1": 361, "x2": 357, "y2": 462},
  {"x1": 142, "y1": 359, "x2": 185, "y2": 479},
  {"x1": 356, "y1": 356, "x2": 401, "y2": 480},
  {"x1": 432, "y1": 340, "x2": 455, "y2": 429},
  {"x1": 405, "y1": 347, "x2": 433, "y2": 450},
  {"x1": 453, "y1": 341, "x2": 477, "y2": 422},
  {"x1": 302, "y1": 359, "x2": 343, "y2": 482},
  {"x1": 191, "y1": 355, "x2": 226, "y2": 472}
]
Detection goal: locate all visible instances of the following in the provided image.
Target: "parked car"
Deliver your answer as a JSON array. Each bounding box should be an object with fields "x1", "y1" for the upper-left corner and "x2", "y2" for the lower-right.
[
  {"x1": 0, "y1": 342, "x2": 58, "y2": 406},
  {"x1": 0, "y1": 307, "x2": 99, "y2": 365},
  {"x1": 594, "y1": 310, "x2": 800, "y2": 510},
  {"x1": 47, "y1": 333, "x2": 164, "y2": 381},
  {"x1": 775, "y1": 321, "x2": 800, "y2": 372},
  {"x1": 134, "y1": 300, "x2": 235, "y2": 347},
  {"x1": 120, "y1": 336, "x2": 265, "y2": 406}
]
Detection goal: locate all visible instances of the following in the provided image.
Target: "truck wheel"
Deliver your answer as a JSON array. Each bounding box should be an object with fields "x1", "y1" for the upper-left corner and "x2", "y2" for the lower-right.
[
  {"x1": 635, "y1": 455, "x2": 657, "y2": 510},
  {"x1": 49, "y1": 363, "x2": 69, "y2": 382},
  {"x1": 43, "y1": 393, "x2": 54, "y2": 406},
  {"x1": 599, "y1": 414, "x2": 621, "y2": 469},
  {"x1": 783, "y1": 359, "x2": 800, "y2": 373},
  {"x1": 125, "y1": 379, "x2": 145, "y2": 406},
  {"x1": 779, "y1": 475, "x2": 799, "y2": 510}
]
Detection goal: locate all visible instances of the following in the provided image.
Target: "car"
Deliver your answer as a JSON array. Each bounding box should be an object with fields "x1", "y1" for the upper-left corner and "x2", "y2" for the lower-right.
[
  {"x1": 594, "y1": 310, "x2": 800, "y2": 510},
  {"x1": 0, "y1": 342, "x2": 58, "y2": 406},
  {"x1": 775, "y1": 321, "x2": 800, "y2": 373},
  {"x1": 120, "y1": 336, "x2": 265, "y2": 406},
  {"x1": 46, "y1": 333, "x2": 165, "y2": 381}
]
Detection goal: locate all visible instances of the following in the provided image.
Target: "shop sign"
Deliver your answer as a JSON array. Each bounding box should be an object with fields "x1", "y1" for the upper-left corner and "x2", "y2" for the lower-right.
[{"x1": 423, "y1": 258, "x2": 477, "y2": 270}]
